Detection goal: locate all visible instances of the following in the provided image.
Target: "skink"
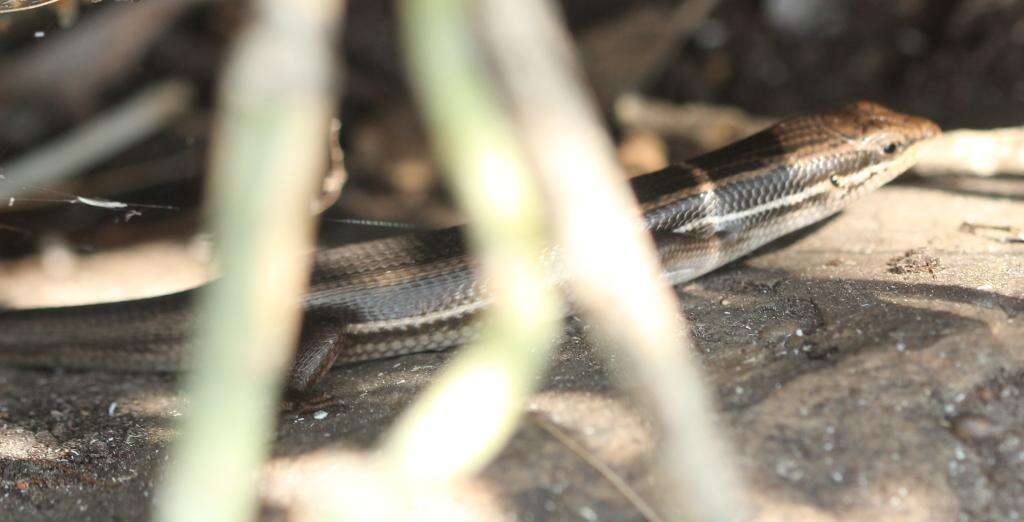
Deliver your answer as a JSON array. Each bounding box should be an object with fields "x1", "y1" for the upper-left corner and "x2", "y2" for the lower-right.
[{"x1": 0, "y1": 101, "x2": 940, "y2": 392}]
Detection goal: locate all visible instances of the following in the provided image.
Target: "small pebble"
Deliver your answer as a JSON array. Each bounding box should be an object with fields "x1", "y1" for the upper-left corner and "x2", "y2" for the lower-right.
[
  {"x1": 579, "y1": 506, "x2": 598, "y2": 521},
  {"x1": 35, "y1": 430, "x2": 57, "y2": 446},
  {"x1": 50, "y1": 424, "x2": 67, "y2": 438}
]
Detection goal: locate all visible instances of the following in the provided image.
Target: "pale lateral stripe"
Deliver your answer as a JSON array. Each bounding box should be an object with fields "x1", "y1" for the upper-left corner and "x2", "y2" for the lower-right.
[
  {"x1": 672, "y1": 160, "x2": 895, "y2": 235},
  {"x1": 672, "y1": 180, "x2": 831, "y2": 234},
  {"x1": 341, "y1": 158, "x2": 903, "y2": 335},
  {"x1": 343, "y1": 298, "x2": 489, "y2": 334}
]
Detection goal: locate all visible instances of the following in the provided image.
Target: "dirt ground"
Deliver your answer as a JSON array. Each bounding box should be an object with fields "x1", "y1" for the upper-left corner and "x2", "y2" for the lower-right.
[
  {"x1": 2, "y1": 0, "x2": 1024, "y2": 520},
  {"x1": 0, "y1": 174, "x2": 1020, "y2": 521}
]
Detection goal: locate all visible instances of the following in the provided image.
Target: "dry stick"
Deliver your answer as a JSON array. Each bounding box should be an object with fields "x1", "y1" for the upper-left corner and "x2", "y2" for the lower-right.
[
  {"x1": 478, "y1": 1, "x2": 745, "y2": 521},
  {"x1": 916, "y1": 127, "x2": 1024, "y2": 177},
  {"x1": 0, "y1": 80, "x2": 193, "y2": 200},
  {"x1": 632, "y1": 0, "x2": 720, "y2": 93},
  {"x1": 154, "y1": 1, "x2": 343, "y2": 522},
  {"x1": 616, "y1": 94, "x2": 774, "y2": 150},
  {"x1": 0, "y1": 0, "x2": 60, "y2": 14},
  {"x1": 377, "y1": 0, "x2": 562, "y2": 485},
  {"x1": 313, "y1": 118, "x2": 348, "y2": 214}
]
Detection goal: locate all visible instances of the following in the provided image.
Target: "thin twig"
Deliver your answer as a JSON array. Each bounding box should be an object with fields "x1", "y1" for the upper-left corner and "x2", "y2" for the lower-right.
[
  {"x1": 616, "y1": 93, "x2": 774, "y2": 150},
  {"x1": 530, "y1": 413, "x2": 664, "y2": 522},
  {"x1": 961, "y1": 222, "x2": 1024, "y2": 243}
]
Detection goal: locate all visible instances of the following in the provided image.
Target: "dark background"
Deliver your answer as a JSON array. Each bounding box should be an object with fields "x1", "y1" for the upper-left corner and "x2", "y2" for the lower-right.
[{"x1": 0, "y1": 0, "x2": 1020, "y2": 258}]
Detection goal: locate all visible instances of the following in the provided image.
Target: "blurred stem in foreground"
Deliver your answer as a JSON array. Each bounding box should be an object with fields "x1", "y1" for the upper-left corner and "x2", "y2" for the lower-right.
[
  {"x1": 477, "y1": 1, "x2": 744, "y2": 520},
  {"x1": 154, "y1": 1, "x2": 343, "y2": 522},
  {"x1": 377, "y1": 0, "x2": 562, "y2": 483}
]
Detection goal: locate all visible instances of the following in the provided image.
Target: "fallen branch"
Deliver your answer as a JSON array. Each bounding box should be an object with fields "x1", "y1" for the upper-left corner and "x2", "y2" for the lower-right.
[
  {"x1": 0, "y1": 80, "x2": 194, "y2": 200},
  {"x1": 916, "y1": 127, "x2": 1024, "y2": 177}
]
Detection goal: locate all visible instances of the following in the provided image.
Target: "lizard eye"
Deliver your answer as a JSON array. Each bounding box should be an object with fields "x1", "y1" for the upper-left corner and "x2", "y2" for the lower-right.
[{"x1": 882, "y1": 142, "x2": 900, "y2": 154}]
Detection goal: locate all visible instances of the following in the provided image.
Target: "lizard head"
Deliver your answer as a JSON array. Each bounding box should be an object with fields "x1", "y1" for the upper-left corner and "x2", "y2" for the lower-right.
[
  {"x1": 637, "y1": 101, "x2": 940, "y2": 233},
  {"x1": 804, "y1": 100, "x2": 941, "y2": 197}
]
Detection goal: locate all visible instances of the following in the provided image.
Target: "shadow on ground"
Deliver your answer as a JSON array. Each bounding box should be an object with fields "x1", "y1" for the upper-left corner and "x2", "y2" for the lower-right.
[{"x1": 1, "y1": 185, "x2": 1022, "y2": 521}]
